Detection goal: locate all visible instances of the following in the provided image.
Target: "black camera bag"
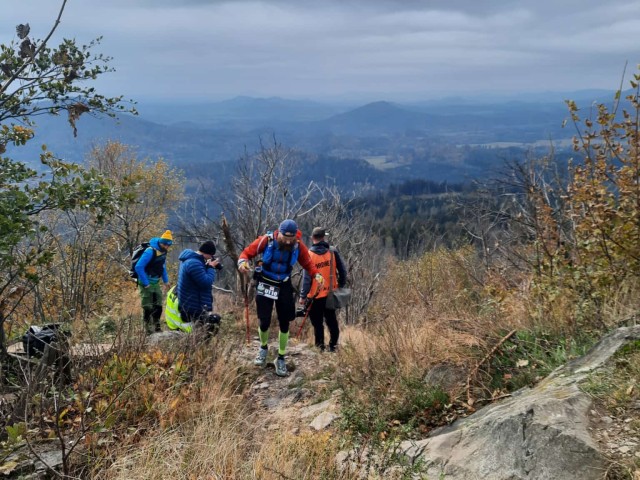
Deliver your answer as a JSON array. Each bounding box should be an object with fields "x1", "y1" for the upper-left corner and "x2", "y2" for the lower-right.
[{"x1": 22, "y1": 324, "x2": 62, "y2": 357}]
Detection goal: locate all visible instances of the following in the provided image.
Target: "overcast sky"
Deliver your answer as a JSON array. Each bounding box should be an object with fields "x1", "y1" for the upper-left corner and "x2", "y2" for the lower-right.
[{"x1": 5, "y1": 0, "x2": 640, "y2": 103}]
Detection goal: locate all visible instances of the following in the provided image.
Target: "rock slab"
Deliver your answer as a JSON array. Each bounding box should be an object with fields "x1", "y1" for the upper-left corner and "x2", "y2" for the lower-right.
[{"x1": 400, "y1": 325, "x2": 640, "y2": 480}]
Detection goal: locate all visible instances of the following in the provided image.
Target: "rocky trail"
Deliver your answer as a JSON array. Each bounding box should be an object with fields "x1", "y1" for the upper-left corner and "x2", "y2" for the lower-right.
[{"x1": 239, "y1": 340, "x2": 342, "y2": 435}]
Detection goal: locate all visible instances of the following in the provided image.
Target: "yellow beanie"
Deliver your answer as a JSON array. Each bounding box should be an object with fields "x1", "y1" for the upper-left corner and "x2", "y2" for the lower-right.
[{"x1": 160, "y1": 230, "x2": 173, "y2": 242}]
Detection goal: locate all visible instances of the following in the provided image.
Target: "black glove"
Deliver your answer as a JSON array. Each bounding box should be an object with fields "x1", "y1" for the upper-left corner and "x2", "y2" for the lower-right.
[{"x1": 295, "y1": 298, "x2": 311, "y2": 317}]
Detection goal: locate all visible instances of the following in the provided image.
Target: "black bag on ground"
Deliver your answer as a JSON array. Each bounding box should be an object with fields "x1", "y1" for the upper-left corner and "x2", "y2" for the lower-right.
[
  {"x1": 22, "y1": 324, "x2": 63, "y2": 357},
  {"x1": 195, "y1": 312, "x2": 221, "y2": 337},
  {"x1": 325, "y1": 288, "x2": 352, "y2": 310}
]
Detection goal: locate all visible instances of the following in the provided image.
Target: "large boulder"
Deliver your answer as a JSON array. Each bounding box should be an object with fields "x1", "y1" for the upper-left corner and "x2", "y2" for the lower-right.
[{"x1": 399, "y1": 325, "x2": 640, "y2": 480}]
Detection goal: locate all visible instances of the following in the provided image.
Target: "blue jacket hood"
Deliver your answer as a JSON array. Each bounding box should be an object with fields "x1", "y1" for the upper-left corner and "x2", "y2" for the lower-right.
[
  {"x1": 149, "y1": 237, "x2": 163, "y2": 250},
  {"x1": 176, "y1": 248, "x2": 215, "y2": 315},
  {"x1": 179, "y1": 249, "x2": 202, "y2": 262},
  {"x1": 134, "y1": 238, "x2": 169, "y2": 286}
]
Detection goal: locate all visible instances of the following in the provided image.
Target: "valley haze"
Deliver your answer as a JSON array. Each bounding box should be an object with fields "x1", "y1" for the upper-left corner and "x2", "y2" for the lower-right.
[{"x1": 8, "y1": 89, "x2": 622, "y2": 189}]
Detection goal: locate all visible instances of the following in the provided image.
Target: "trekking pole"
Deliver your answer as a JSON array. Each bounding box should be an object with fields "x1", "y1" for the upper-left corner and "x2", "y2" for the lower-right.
[
  {"x1": 295, "y1": 284, "x2": 321, "y2": 339},
  {"x1": 295, "y1": 298, "x2": 313, "y2": 339},
  {"x1": 241, "y1": 271, "x2": 251, "y2": 345}
]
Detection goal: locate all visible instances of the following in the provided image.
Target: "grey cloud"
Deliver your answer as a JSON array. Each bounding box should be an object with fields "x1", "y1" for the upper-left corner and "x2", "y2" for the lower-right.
[{"x1": 3, "y1": 0, "x2": 640, "y2": 101}]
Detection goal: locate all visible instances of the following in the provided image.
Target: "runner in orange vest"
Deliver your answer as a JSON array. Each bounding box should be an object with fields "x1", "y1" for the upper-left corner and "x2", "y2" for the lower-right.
[{"x1": 299, "y1": 227, "x2": 348, "y2": 352}]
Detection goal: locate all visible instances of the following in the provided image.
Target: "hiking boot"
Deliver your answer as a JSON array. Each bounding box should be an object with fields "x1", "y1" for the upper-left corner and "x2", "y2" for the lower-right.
[
  {"x1": 274, "y1": 356, "x2": 288, "y2": 377},
  {"x1": 254, "y1": 347, "x2": 268, "y2": 366}
]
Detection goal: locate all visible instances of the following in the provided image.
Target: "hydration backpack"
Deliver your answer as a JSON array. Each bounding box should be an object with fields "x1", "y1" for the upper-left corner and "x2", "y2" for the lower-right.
[
  {"x1": 259, "y1": 232, "x2": 298, "y2": 272},
  {"x1": 129, "y1": 242, "x2": 151, "y2": 279}
]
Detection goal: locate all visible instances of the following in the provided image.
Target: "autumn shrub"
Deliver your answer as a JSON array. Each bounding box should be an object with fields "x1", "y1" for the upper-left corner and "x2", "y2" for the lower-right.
[
  {"x1": 28, "y1": 332, "x2": 241, "y2": 477},
  {"x1": 523, "y1": 71, "x2": 640, "y2": 334},
  {"x1": 82, "y1": 349, "x2": 191, "y2": 424}
]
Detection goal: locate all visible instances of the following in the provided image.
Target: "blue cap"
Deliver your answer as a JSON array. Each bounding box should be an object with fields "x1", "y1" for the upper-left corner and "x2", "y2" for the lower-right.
[{"x1": 279, "y1": 219, "x2": 298, "y2": 236}]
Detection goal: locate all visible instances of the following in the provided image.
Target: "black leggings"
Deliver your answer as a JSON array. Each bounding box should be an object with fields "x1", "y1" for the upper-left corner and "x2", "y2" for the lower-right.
[
  {"x1": 255, "y1": 277, "x2": 295, "y2": 333},
  {"x1": 308, "y1": 296, "x2": 339, "y2": 349}
]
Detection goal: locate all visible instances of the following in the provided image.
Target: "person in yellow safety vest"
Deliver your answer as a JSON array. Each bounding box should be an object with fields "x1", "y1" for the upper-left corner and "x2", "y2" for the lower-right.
[{"x1": 165, "y1": 286, "x2": 192, "y2": 332}]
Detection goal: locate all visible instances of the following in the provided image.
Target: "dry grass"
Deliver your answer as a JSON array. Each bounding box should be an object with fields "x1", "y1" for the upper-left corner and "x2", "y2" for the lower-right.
[
  {"x1": 318, "y1": 248, "x2": 528, "y2": 449},
  {"x1": 333, "y1": 246, "x2": 640, "y2": 442},
  {"x1": 253, "y1": 431, "x2": 358, "y2": 480},
  {"x1": 91, "y1": 328, "x2": 359, "y2": 479},
  {"x1": 97, "y1": 343, "x2": 259, "y2": 480},
  {"x1": 602, "y1": 277, "x2": 640, "y2": 328},
  {"x1": 345, "y1": 247, "x2": 524, "y2": 383}
]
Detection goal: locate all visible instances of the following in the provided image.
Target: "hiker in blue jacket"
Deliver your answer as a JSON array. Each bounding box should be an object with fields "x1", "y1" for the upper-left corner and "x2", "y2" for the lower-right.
[
  {"x1": 176, "y1": 240, "x2": 222, "y2": 332},
  {"x1": 135, "y1": 230, "x2": 173, "y2": 334}
]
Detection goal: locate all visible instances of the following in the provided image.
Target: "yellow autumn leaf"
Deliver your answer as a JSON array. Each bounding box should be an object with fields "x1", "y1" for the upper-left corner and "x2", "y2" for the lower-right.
[
  {"x1": 0, "y1": 461, "x2": 19, "y2": 474},
  {"x1": 169, "y1": 397, "x2": 181, "y2": 411}
]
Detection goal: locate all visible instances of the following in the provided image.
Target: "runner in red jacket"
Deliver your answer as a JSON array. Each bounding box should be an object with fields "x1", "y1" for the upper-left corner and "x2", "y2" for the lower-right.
[{"x1": 238, "y1": 219, "x2": 323, "y2": 377}]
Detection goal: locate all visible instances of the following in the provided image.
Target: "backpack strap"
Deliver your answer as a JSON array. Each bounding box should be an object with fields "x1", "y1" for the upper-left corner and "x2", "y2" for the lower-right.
[
  {"x1": 255, "y1": 232, "x2": 272, "y2": 264},
  {"x1": 328, "y1": 247, "x2": 335, "y2": 293}
]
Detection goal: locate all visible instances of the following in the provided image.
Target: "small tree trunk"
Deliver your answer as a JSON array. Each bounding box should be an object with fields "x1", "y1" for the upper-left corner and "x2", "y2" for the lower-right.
[
  {"x1": 0, "y1": 317, "x2": 6, "y2": 360},
  {"x1": 0, "y1": 308, "x2": 8, "y2": 388}
]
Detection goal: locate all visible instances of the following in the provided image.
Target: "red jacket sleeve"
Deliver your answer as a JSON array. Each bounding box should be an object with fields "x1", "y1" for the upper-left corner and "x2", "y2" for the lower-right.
[{"x1": 239, "y1": 235, "x2": 268, "y2": 262}]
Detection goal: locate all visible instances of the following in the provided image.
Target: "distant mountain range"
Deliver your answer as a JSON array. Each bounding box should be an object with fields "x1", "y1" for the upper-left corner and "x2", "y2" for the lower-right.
[
  {"x1": 136, "y1": 96, "x2": 347, "y2": 127},
  {"x1": 7, "y1": 89, "x2": 627, "y2": 185}
]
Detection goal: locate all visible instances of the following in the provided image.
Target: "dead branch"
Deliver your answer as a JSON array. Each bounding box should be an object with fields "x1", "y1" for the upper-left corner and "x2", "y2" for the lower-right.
[
  {"x1": 466, "y1": 329, "x2": 516, "y2": 408},
  {"x1": 221, "y1": 214, "x2": 239, "y2": 265}
]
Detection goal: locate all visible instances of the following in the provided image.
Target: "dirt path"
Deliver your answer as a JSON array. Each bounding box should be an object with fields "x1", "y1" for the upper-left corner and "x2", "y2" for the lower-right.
[{"x1": 238, "y1": 339, "x2": 342, "y2": 435}]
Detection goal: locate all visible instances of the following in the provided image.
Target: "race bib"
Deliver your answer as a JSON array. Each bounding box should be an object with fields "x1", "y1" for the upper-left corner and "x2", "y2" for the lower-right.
[{"x1": 257, "y1": 281, "x2": 279, "y2": 300}]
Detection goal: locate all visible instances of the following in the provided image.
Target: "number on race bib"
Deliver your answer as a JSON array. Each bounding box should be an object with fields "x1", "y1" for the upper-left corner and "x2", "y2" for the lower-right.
[{"x1": 256, "y1": 281, "x2": 280, "y2": 300}]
